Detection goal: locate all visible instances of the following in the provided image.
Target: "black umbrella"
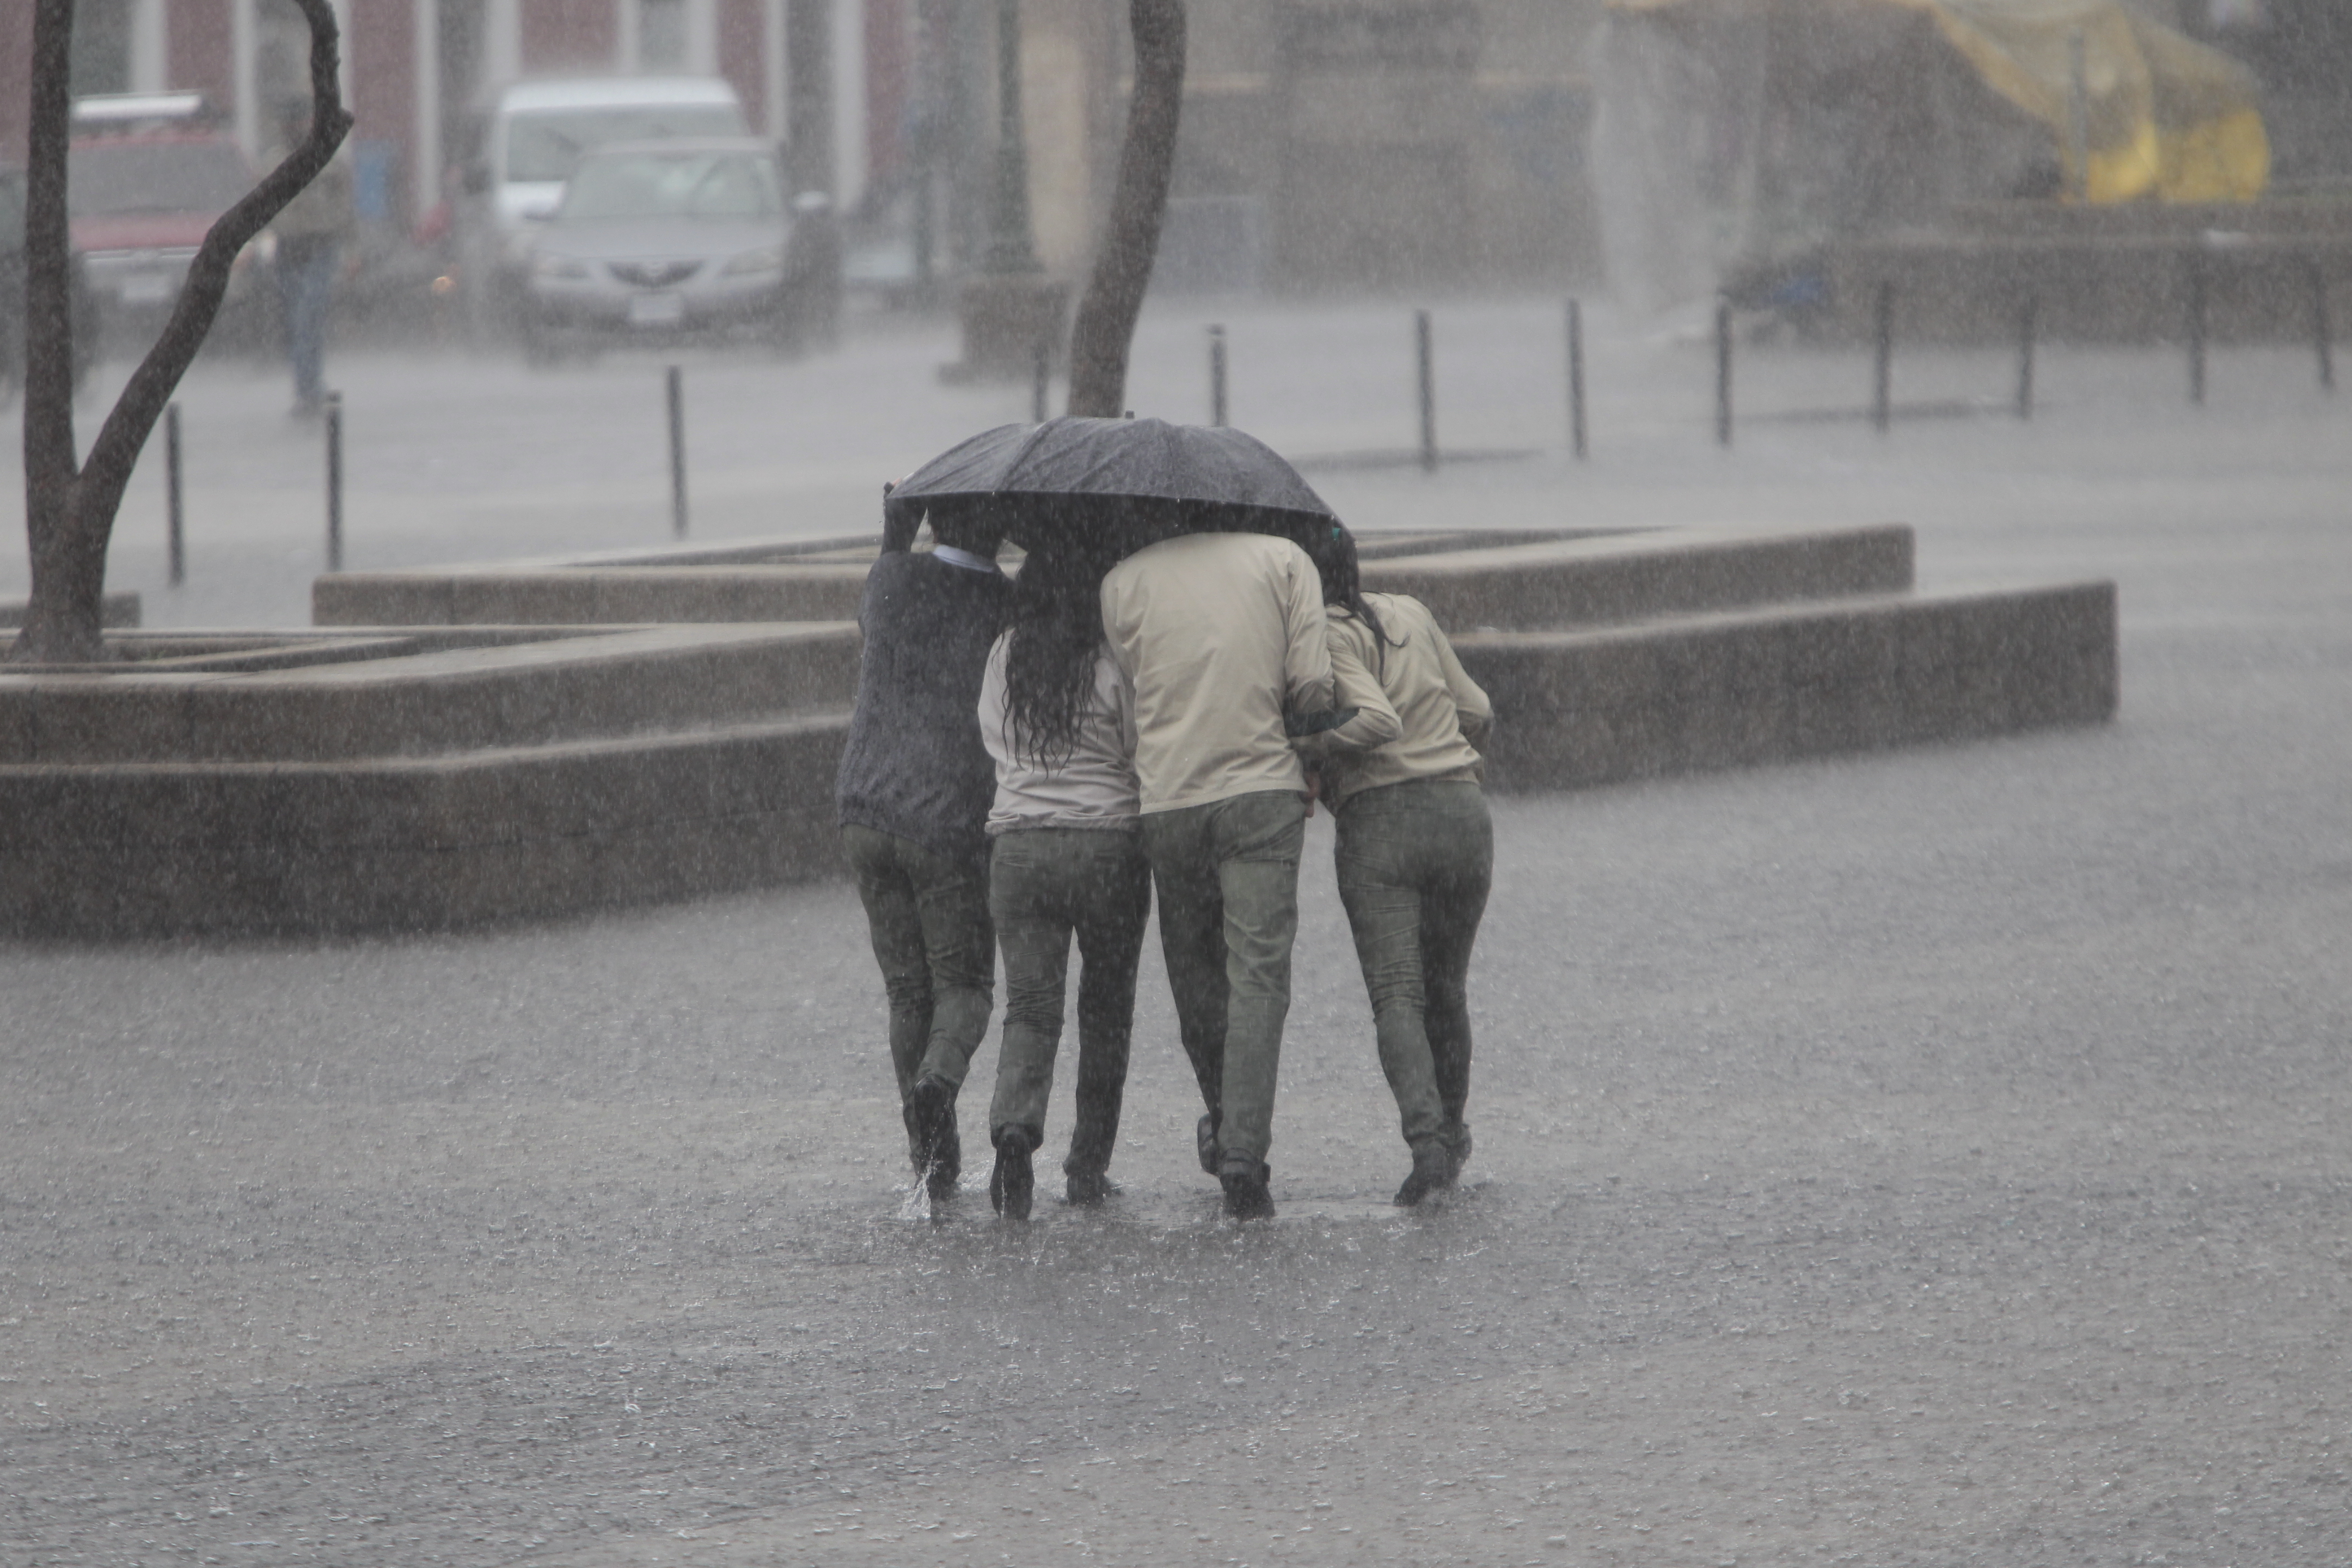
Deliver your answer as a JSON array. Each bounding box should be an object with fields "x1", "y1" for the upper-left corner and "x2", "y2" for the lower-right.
[{"x1": 881, "y1": 416, "x2": 1340, "y2": 556}]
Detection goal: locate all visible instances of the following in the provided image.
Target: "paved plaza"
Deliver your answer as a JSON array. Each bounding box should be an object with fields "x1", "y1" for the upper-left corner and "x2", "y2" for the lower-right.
[{"x1": 4, "y1": 299, "x2": 2350, "y2": 1564}]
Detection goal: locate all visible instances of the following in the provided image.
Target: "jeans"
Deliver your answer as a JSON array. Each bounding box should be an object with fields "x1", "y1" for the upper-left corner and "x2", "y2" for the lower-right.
[
  {"x1": 1332, "y1": 779, "x2": 1492, "y2": 1149},
  {"x1": 985, "y1": 828, "x2": 1152, "y2": 1177},
  {"x1": 1139, "y1": 789, "x2": 1308, "y2": 1170},
  {"x1": 842, "y1": 826, "x2": 996, "y2": 1122},
  {"x1": 276, "y1": 237, "x2": 339, "y2": 407}
]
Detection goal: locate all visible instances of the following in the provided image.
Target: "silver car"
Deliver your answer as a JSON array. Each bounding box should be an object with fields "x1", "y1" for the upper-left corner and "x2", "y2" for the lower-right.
[{"x1": 522, "y1": 138, "x2": 791, "y2": 353}]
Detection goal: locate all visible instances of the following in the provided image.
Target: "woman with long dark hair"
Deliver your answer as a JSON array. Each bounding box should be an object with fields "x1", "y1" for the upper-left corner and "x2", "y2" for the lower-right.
[
  {"x1": 1304, "y1": 529, "x2": 1496, "y2": 1205},
  {"x1": 978, "y1": 536, "x2": 1153, "y2": 1220}
]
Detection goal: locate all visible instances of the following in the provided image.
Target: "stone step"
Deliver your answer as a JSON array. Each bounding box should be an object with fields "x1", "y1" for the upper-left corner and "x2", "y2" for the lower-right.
[
  {"x1": 0, "y1": 623, "x2": 858, "y2": 766},
  {"x1": 1, "y1": 713, "x2": 850, "y2": 938},
  {"x1": 2, "y1": 570, "x2": 2115, "y2": 937},
  {"x1": 312, "y1": 524, "x2": 1913, "y2": 633},
  {"x1": 1458, "y1": 582, "x2": 2117, "y2": 790},
  {"x1": 1365, "y1": 523, "x2": 1913, "y2": 631}
]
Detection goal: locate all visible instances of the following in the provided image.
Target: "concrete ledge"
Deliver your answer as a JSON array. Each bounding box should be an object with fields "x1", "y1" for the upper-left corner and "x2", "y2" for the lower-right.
[
  {"x1": 1, "y1": 528, "x2": 2118, "y2": 939},
  {"x1": 0, "y1": 592, "x2": 142, "y2": 630},
  {"x1": 313, "y1": 525, "x2": 1909, "y2": 634},
  {"x1": 0, "y1": 624, "x2": 859, "y2": 764},
  {"x1": 314, "y1": 566, "x2": 876, "y2": 628},
  {"x1": 1365, "y1": 524, "x2": 1914, "y2": 631},
  {"x1": 0, "y1": 714, "x2": 849, "y2": 938},
  {"x1": 1457, "y1": 581, "x2": 2117, "y2": 791}
]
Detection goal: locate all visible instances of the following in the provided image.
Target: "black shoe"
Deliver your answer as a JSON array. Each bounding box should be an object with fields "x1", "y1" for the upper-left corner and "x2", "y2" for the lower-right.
[
  {"x1": 908, "y1": 1076, "x2": 960, "y2": 1199},
  {"x1": 1440, "y1": 1120, "x2": 1472, "y2": 1182},
  {"x1": 1394, "y1": 1141, "x2": 1454, "y2": 1207},
  {"x1": 1220, "y1": 1161, "x2": 1274, "y2": 1221},
  {"x1": 1196, "y1": 1111, "x2": 1222, "y2": 1176},
  {"x1": 1064, "y1": 1168, "x2": 1117, "y2": 1206},
  {"x1": 989, "y1": 1137, "x2": 1034, "y2": 1221}
]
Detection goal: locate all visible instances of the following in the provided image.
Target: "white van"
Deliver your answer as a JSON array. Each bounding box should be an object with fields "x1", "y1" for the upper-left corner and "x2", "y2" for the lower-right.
[{"x1": 463, "y1": 76, "x2": 748, "y2": 326}]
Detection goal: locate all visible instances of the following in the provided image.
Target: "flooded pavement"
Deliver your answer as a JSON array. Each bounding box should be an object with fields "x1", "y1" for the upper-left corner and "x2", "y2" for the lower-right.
[{"x1": 5, "y1": 307, "x2": 2352, "y2": 1564}]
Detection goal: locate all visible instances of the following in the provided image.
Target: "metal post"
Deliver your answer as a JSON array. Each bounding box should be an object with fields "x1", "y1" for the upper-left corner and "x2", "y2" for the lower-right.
[
  {"x1": 2188, "y1": 258, "x2": 2207, "y2": 407},
  {"x1": 1209, "y1": 324, "x2": 1228, "y2": 427},
  {"x1": 1872, "y1": 281, "x2": 1894, "y2": 434},
  {"x1": 1714, "y1": 298, "x2": 1734, "y2": 448},
  {"x1": 324, "y1": 390, "x2": 344, "y2": 573},
  {"x1": 2313, "y1": 260, "x2": 2335, "y2": 393},
  {"x1": 165, "y1": 401, "x2": 185, "y2": 586},
  {"x1": 2066, "y1": 30, "x2": 2091, "y2": 203},
  {"x1": 666, "y1": 365, "x2": 689, "y2": 537},
  {"x1": 2016, "y1": 297, "x2": 2037, "y2": 420},
  {"x1": 1566, "y1": 298, "x2": 1587, "y2": 461},
  {"x1": 1415, "y1": 309, "x2": 1437, "y2": 472},
  {"x1": 1031, "y1": 338, "x2": 1050, "y2": 422}
]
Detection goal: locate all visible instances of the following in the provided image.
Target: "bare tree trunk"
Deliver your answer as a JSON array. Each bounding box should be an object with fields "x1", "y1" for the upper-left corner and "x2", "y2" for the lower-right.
[
  {"x1": 10, "y1": 0, "x2": 353, "y2": 665},
  {"x1": 1064, "y1": 0, "x2": 1186, "y2": 420}
]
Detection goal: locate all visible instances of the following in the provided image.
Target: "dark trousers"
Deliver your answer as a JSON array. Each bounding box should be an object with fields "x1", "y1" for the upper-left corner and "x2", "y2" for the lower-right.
[
  {"x1": 1332, "y1": 779, "x2": 1492, "y2": 1149},
  {"x1": 1139, "y1": 789, "x2": 1308, "y2": 1170},
  {"x1": 842, "y1": 826, "x2": 996, "y2": 1138},
  {"x1": 275, "y1": 236, "x2": 338, "y2": 406},
  {"x1": 985, "y1": 827, "x2": 1152, "y2": 1177}
]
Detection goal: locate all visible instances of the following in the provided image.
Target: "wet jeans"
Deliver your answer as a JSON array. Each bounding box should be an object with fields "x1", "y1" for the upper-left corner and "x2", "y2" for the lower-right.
[
  {"x1": 842, "y1": 826, "x2": 996, "y2": 1118},
  {"x1": 985, "y1": 828, "x2": 1152, "y2": 1178},
  {"x1": 1140, "y1": 789, "x2": 1308, "y2": 1171},
  {"x1": 1332, "y1": 779, "x2": 1492, "y2": 1149}
]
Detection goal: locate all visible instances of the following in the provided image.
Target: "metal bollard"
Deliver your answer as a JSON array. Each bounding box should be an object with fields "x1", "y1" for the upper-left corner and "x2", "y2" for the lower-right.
[
  {"x1": 1032, "y1": 339, "x2": 1050, "y2": 424},
  {"x1": 1872, "y1": 282, "x2": 1894, "y2": 434},
  {"x1": 1415, "y1": 309, "x2": 1437, "y2": 473},
  {"x1": 2016, "y1": 297, "x2": 2038, "y2": 421},
  {"x1": 1566, "y1": 298, "x2": 1588, "y2": 461},
  {"x1": 1209, "y1": 324, "x2": 1228, "y2": 427},
  {"x1": 1714, "y1": 298, "x2": 1734, "y2": 448},
  {"x1": 666, "y1": 365, "x2": 688, "y2": 538},
  {"x1": 166, "y1": 401, "x2": 185, "y2": 586},
  {"x1": 324, "y1": 390, "x2": 344, "y2": 573},
  {"x1": 2313, "y1": 261, "x2": 2335, "y2": 393},
  {"x1": 2187, "y1": 258, "x2": 2208, "y2": 407}
]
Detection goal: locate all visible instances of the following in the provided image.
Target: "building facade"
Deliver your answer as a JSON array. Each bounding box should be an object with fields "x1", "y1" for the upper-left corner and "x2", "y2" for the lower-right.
[{"x1": 0, "y1": 0, "x2": 895, "y2": 234}]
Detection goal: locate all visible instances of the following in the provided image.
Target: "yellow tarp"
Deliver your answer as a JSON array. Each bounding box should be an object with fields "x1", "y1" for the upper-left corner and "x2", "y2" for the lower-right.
[{"x1": 1608, "y1": 0, "x2": 2270, "y2": 202}]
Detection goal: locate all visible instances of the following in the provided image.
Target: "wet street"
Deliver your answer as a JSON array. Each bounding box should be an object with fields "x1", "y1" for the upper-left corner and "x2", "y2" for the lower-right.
[{"x1": 5, "y1": 302, "x2": 2351, "y2": 1564}]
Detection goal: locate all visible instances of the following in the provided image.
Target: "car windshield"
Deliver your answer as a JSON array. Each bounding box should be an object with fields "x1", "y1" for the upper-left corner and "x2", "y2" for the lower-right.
[
  {"x1": 559, "y1": 150, "x2": 780, "y2": 223},
  {"x1": 67, "y1": 139, "x2": 252, "y2": 216},
  {"x1": 505, "y1": 106, "x2": 744, "y2": 182}
]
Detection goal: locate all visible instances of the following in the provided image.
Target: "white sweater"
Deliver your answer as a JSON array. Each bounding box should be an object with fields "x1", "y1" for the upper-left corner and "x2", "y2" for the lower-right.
[{"x1": 978, "y1": 634, "x2": 1142, "y2": 834}]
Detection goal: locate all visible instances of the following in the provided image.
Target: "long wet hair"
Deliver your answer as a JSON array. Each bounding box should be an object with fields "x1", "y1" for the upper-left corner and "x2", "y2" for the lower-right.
[
  {"x1": 1313, "y1": 525, "x2": 1398, "y2": 670},
  {"x1": 1001, "y1": 534, "x2": 1120, "y2": 770}
]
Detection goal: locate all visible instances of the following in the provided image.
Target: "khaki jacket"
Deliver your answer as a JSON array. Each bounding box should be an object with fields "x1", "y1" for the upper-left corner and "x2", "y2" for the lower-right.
[
  {"x1": 1101, "y1": 531, "x2": 1334, "y2": 814},
  {"x1": 1310, "y1": 592, "x2": 1491, "y2": 805}
]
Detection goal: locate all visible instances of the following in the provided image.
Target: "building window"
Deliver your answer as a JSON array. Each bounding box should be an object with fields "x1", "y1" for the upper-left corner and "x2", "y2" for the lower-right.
[
  {"x1": 70, "y1": 0, "x2": 136, "y2": 96},
  {"x1": 642, "y1": 0, "x2": 689, "y2": 70}
]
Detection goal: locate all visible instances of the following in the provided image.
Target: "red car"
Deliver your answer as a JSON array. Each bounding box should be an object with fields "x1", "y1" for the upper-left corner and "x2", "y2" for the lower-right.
[{"x1": 68, "y1": 93, "x2": 267, "y2": 358}]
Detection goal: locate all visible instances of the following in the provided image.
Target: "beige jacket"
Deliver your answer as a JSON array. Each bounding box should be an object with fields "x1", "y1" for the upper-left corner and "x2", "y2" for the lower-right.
[
  {"x1": 1310, "y1": 592, "x2": 1491, "y2": 805},
  {"x1": 1100, "y1": 531, "x2": 1334, "y2": 814}
]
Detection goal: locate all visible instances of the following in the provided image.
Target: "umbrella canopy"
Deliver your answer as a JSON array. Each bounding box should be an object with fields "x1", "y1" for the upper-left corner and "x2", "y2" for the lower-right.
[{"x1": 882, "y1": 416, "x2": 1340, "y2": 555}]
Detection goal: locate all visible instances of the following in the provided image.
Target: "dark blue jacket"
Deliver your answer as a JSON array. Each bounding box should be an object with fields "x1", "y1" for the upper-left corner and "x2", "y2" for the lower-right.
[{"x1": 834, "y1": 550, "x2": 1010, "y2": 865}]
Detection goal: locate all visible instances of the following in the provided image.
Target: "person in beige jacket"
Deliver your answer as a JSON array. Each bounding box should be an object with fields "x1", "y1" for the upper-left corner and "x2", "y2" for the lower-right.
[
  {"x1": 1100, "y1": 528, "x2": 1333, "y2": 1220},
  {"x1": 1302, "y1": 530, "x2": 1494, "y2": 1205}
]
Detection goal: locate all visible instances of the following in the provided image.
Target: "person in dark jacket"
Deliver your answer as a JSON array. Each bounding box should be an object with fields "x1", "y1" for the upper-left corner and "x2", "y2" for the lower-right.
[{"x1": 836, "y1": 508, "x2": 1012, "y2": 1201}]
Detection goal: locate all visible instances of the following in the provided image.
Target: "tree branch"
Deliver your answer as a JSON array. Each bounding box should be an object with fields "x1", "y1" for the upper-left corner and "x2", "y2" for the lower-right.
[
  {"x1": 1065, "y1": 0, "x2": 1186, "y2": 419},
  {"x1": 79, "y1": 0, "x2": 353, "y2": 512}
]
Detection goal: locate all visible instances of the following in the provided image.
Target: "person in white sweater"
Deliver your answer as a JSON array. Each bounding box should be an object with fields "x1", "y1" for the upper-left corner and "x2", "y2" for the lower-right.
[{"x1": 977, "y1": 541, "x2": 1150, "y2": 1220}]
